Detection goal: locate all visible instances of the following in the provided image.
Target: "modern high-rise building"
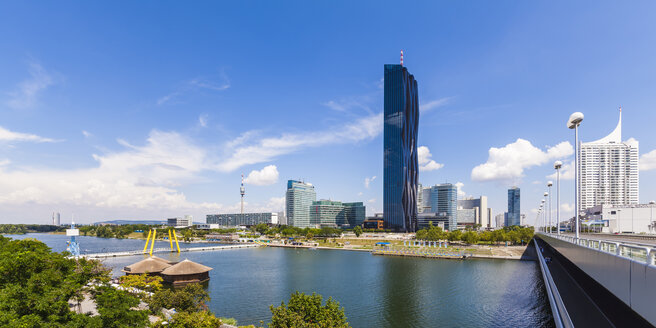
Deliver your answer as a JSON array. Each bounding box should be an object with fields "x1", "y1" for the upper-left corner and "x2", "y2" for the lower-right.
[
  {"x1": 383, "y1": 62, "x2": 419, "y2": 232},
  {"x1": 286, "y1": 180, "x2": 316, "y2": 228},
  {"x1": 52, "y1": 212, "x2": 61, "y2": 226},
  {"x1": 418, "y1": 183, "x2": 458, "y2": 231},
  {"x1": 506, "y1": 187, "x2": 521, "y2": 226},
  {"x1": 417, "y1": 183, "x2": 424, "y2": 213},
  {"x1": 579, "y1": 110, "x2": 639, "y2": 211},
  {"x1": 495, "y1": 213, "x2": 505, "y2": 228},
  {"x1": 310, "y1": 200, "x2": 365, "y2": 228},
  {"x1": 457, "y1": 196, "x2": 492, "y2": 228}
]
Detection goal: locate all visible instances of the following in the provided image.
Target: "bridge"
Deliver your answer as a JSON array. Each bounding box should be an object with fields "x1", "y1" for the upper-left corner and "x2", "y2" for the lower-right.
[
  {"x1": 535, "y1": 232, "x2": 655, "y2": 327},
  {"x1": 82, "y1": 244, "x2": 260, "y2": 259}
]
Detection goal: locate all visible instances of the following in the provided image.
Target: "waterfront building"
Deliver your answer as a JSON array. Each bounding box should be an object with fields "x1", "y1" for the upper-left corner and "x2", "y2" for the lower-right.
[
  {"x1": 416, "y1": 212, "x2": 449, "y2": 230},
  {"x1": 285, "y1": 180, "x2": 316, "y2": 228},
  {"x1": 417, "y1": 183, "x2": 424, "y2": 213},
  {"x1": 206, "y1": 212, "x2": 279, "y2": 226},
  {"x1": 52, "y1": 212, "x2": 60, "y2": 226},
  {"x1": 579, "y1": 110, "x2": 639, "y2": 210},
  {"x1": 418, "y1": 183, "x2": 458, "y2": 231},
  {"x1": 581, "y1": 203, "x2": 656, "y2": 234},
  {"x1": 122, "y1": 256, "x2": 174, "y2": 276},
  {"x1": 195, "y1": 224, "x2": 220, "y2": 230},
  {"x1": 458, "y1": 196, "x2": 492, "y2": 228},
  {"x1": 309, "y1": 200, "x2": 365, "y2": 228},
  {"x1": 506, "y1": 187, "x2": 521, "y2": 226},
  {"x1": 495, "y1": 213, "x2": 505, "y2": 228},
  {"x1": 363, "y1": 217, "x2": 385, "y2": 230},
  {"x1": 457, "y1": 209, "x2": 476, "y2": 228},
  {"x1": 168, "y1": 216, "x2": 193, "y2": 228},
  {"x1": 383, "y1": 63, "x2": 419, "y2": 232}
]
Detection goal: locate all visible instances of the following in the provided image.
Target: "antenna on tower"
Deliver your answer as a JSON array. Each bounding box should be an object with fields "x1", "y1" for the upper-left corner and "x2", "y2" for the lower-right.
[
  {"x1": 240, "y1": 174, "x2": 245, "y2": 214},
  {"x1": 400, "y1": 50, "x2": 404, "y2": 66}
]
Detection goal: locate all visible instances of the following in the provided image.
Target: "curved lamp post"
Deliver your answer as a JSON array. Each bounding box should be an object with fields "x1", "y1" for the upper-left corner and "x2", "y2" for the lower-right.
[
  {"x1": 568, "y1": 112, "x2": 584, "y2": 239},
  {"x1": 554, "y1": 161, "x2": 562, "y2": 235}
]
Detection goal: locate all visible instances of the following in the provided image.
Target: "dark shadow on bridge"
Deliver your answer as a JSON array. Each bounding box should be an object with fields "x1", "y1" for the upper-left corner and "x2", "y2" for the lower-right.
[{"x1": 536, "y1": 237, "x2": 652, "y2": 328}]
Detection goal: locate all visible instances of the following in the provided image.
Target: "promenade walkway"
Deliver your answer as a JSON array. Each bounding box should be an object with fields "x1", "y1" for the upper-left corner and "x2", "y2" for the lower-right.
[{"x1": 82, "y1": 244, "x2": 259, "y2": 259}]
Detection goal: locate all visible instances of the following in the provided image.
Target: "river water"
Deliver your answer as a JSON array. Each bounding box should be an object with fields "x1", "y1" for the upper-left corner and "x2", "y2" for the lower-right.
[{"x1": 6, "y1": 233, "x2": 553, "y2": 327}]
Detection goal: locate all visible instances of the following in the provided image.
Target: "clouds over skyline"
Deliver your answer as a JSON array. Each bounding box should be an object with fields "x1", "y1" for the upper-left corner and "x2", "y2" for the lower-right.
[
  {"x1": 640, "y1": 149, "x2": 656, "y2": 171},
  {"x1": 244, "y1": 165, "x2": 279, "y2": 186},
  {"x1": 471, "y1": 139, "x2": 573, "y2": 183},
  {"x1": 418, "y1": 146, "x2": 444, "y2": 172},
  {"x1": 218, "y1": 113, "x2": 382, "y2": 172},
  {"x1": 364, "y1": 176, "x2": 376, "y2": 188}
]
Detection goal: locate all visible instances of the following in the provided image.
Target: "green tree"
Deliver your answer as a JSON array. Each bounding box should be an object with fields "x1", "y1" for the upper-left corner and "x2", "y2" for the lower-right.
[
  {"x1": 447, "y1": 230, "x2": 462, "y2": 242},
  {"x1": 148, "y1": 283, "x2": 209, "y2": 313},
  {"x1": 269, "y1": 292, "x2": 350, "y2": 328},
  {"x1": 94, "y1": 286, "x2": 149, "y2": 328},
  {"x1": 119, "y1": 274, "x2": 163, "y2": 294},
  {"x1": 255, "y1": 223, "x2": 270, "y2": 235},
  {"x1": 462, "y1": 231, "x2": 479, "y2": 245},
  {"x1": 353, "y1": 226, "x2": 362, "y2": 237},
  {"x1": 153, "y1": 311, "x2": 223, "y2": 328}
]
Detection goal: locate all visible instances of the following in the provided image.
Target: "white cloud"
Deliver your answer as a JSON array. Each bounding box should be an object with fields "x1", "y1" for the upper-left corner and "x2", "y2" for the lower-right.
[
  {"x1": 218, "y1": 113, "x2": 382, "y2": 172},
  {"x1": 547, "y1": 160, "x2": 574, "y2": 180},
  {"x1": 266, "y1": 197, "x2": 285, "y2": 211},
  {"x1": 198, "y1": 114, "x2": 208, "y2": 128},
  {"x1": 0, "y1": 126, "x2": 57, "y2": 143},
  {"x1": 158, "y1": 70, "x2": 230, "y2": 105},
  {"x1": 418, "y1": 146, "x2": 444, "y2": 172},
  {"x1": 419, "y1": 97, "x2": 452, "y2": 113},
  {"x1": 0, "y1": 159, "x2": 10, "y2": 166},
  {"x1": 6, "y1": 61, "x2": 54, "y2": 109},
  {"x1": 82, "y1": 130, "x2": 92, "y2": 138},
  {"x1": 471, "y1": 139, "x2": 573, "y2": 182},
  {"x1": 0, "y1": 130, "x2": 224, "y2": 216},
  {"x1": 640, "y1": 149, "x2": 656, "y2": 171},
  {"x1": 244, "y1": 165, "x2": 279, "y2": 186},
  {"x1": 364, "y1": 176, "x2": 376, "y2": 188},
  {"x1": 368, "y1": 198, "x2": 376, "y2": 204},
  {"x1": 455, "y1": 182, "x2": 466, "y2": 198},
  {"x1": 357, "y1": 192, "x2": 363, "y2": 196}
]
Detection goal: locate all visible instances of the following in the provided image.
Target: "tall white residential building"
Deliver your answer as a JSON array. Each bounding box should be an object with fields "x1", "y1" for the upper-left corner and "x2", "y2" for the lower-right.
[
  {"x1": 579, "y1": 110, "x2": 639, "y2": 211},
  {"x1": 52, "y1": 212, "x2": 61, "y2": 226},
  {"x1": 285, "y1": 180, "x2": 316, "y2": 228}
]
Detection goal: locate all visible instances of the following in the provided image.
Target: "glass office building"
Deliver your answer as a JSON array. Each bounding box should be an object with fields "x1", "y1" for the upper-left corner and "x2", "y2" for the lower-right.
[
  {"x1": 383, "y1": 64, "x2": 419, "y2": 232},
  {"x1": 436, "y1": 184, "x2": 457, "y2": 231},
  {"x1": 506, "y1": 187, "x2": 521, "y2": 226},
  {"x1": 206, "y1": 212, "x2": 278, "y2": 226},
  {"x1": 286, "y1": 180, "x2": 316, "y2": 228},
  {"x1": 309, "y1": 200, "x2": 365, "y2": 227}
]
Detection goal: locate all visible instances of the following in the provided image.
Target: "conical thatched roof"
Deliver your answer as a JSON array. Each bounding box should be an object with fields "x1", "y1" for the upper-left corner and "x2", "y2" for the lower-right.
[
  {"x1": 149, "y1": 255, "x2": 176, "y2": 265},
  {"x1": 160, "y1": 259, "x2": 212, "y2": 276},
  {"x1": 122, "y1": 256, "x2": 172, "y2": 274}
]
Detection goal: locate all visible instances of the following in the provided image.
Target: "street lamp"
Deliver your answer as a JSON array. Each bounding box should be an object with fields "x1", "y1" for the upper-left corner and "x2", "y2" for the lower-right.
[
  {"x1": 541, "y1": 199, "x2": 546, "y2": 232},
  {"x1": 547, "y1": 183, "x2": 553, "y2": 233},
  {"x1": 568, "y1": 112, "x2": 584, "y2": 239},
  {"x1": 554, "y1": 161, "x2": 562, "y2": 235}
]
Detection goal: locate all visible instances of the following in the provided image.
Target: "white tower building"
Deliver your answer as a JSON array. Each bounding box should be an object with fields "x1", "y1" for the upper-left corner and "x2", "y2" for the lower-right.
[{"x1": 579, "y1": 109, "x2": 639, "y2": 211}]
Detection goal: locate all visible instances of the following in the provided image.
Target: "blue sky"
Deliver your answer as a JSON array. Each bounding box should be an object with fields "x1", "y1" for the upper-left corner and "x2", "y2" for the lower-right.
[{"x1": 1, "y1": 1, "x2": 656, "y2": 224}]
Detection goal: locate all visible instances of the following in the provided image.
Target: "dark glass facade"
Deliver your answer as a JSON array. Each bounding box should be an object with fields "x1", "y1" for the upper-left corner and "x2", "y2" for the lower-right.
[
  {"x1": 383, "y1": 64, "x2": 419, "y2": 232},
  {"x1": 507, "y1": 187, "x2": 521, "y2": 226}
]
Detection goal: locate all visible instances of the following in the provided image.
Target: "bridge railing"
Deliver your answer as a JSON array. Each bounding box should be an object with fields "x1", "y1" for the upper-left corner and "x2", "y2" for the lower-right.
[{"x1": 543, "y1": 233, "x2": 656, "y2": 266}]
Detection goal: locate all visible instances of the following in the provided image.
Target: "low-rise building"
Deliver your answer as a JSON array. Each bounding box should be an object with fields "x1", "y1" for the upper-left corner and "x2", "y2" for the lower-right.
[
  {"x1": 582, "y1": 203, "x2": 656, "y2": 234},
  {"x1": 416, "y1": 212, "x2": 449, "y2": 231},
  {"x1": 206, "y1": 212, "x2": 279, "y2": 227},
  {"x1": 363, "y1": 217, "x2": 385, "y2": 230},
  {"x1": 168, "y1": 215, "x2": 193, "y2": 228}
]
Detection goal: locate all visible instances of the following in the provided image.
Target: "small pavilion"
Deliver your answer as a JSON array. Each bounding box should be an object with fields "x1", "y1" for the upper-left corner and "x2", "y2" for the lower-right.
[
  {"x1": 160, "y1": 259, "x2": 213, "y2": 285},
  {"x1": 121, "y1": 256, "x2": 175, "y2": 276}
]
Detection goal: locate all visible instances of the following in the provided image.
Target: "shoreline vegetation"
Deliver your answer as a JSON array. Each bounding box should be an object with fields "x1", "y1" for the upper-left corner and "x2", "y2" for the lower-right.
[
  {"x1": 0, "y1": 234, "x2": 352, "y2": 328},
  {"x1": 2, "y1": 223, "x2": 535, "y2": 260}
]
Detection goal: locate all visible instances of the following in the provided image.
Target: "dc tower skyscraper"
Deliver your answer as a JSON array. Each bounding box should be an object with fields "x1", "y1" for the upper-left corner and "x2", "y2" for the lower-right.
[{"x1": 383, "y1": 52, "x2": 419, "y2": 232}]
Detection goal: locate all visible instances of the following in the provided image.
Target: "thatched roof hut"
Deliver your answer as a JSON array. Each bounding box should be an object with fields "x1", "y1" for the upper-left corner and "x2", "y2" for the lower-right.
[
  {"x1": 121, "y1": 256, "x2": 173, "y2": 275},
  {"x1": 160, "y1": 259, "x2": 212, "y2": 285}
]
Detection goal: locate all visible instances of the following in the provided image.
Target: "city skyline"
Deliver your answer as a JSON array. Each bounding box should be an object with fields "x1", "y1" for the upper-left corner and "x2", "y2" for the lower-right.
[{"x1": 2, "y1": 2, "x2": 656, "y2": 224}]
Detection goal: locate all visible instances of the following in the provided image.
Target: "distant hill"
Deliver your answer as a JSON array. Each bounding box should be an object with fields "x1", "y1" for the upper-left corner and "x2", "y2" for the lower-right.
[{"x1": 93, "y1": 220, "x2": 166, "y2": 225}]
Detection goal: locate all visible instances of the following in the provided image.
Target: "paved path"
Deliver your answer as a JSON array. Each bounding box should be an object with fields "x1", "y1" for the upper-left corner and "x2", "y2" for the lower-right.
[
  {"x1": 82, "y1": 244, "x2": 259, "y2": 259},
  {"x1": 561, "y1": 233, "x2": 656, "y2": 247}
]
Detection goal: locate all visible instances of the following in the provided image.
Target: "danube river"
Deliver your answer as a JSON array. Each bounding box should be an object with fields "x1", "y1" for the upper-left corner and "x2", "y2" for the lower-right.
[{"x1": 8, "y1": 233, "x2": 553, "y2": 327}]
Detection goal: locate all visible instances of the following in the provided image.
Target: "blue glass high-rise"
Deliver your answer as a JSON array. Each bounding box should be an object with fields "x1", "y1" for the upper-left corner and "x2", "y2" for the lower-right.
[
  {"x1": 507, "y1": 187, "x2": 521, "y2": 226},
  {"x1": 383, "y1": 64, "x2": 419, "y2": 232}
]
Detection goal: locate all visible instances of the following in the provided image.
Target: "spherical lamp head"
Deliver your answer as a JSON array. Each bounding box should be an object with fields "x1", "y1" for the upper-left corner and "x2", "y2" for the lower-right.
[
  {"x1": 567, "y1": 112, "x2": 584, "y2": 129},
  {"x1": 547, "y1": 181, "x2": 553, "y2": 187},
  {"x1": 554, "y1": 160, "x2": 563, "y2": 169}
]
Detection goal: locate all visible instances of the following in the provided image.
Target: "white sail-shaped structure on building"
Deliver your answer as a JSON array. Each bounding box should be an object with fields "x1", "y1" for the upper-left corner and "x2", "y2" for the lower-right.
[{"x1": 579, "y1": 109, "x2": 639, "y2": 211}]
